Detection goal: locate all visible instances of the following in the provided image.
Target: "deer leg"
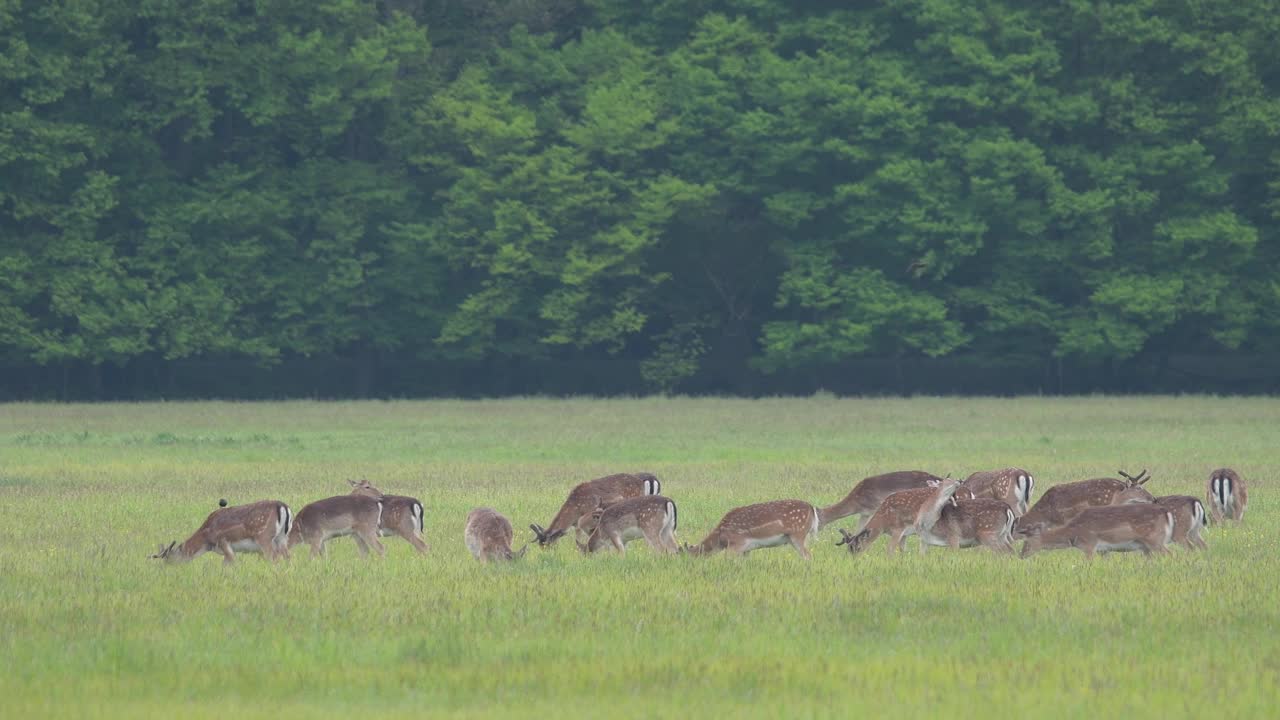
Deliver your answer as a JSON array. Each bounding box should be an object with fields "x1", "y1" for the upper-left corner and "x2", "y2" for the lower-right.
[
  {"x1": 787, "y1": 534, "x2": 812, "y2": 560},
  {"x1": 358, "y1": 526, "x2": 386, "y2": 557},
  {"x1": 310, "y1": 533, "x2": 327, "y2": 558},
  {"x1": 217, "y1": 540, "x2": 236, "y2": 565},
  {"x1": 1191, "y1": 531, "x2": 1207, "y2": 550},
  {"x1": 256, "y1": 532, "x2": 280, "y2": 562},
  {"x1": 727, "y1": 538, "x2": 752, "y2": 556},
  {"x1": 401, "y1": 527, "x2": 430, "y2": 554},
  {"x1": 353, "y1": 534, "x2": 371, "y2": 556}
]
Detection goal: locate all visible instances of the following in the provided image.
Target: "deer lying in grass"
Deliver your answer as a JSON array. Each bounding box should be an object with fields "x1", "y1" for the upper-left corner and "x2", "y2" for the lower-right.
[
  {"x1": 963, "y1": 467, "x2": 1035, "y2": 516},
  {"x1": 288, "y1": 493, "x2": 385, "y2": 558},
  {"x1": 152, "y1": 499, "x2": 292, "y2": 565},
  {"x1": 1013, "y1": 469, "x2": 1155, "y2": 538},
  {"x1": 817, "y1": 470, "x2": 944, "y2": 530},
  {"x1": 1207, "y1": 468, "x2": 1248, "y2": 523},
  {"x1": 348, "y1": 479, "x2": 429, "y2": 553},
  {"x1": 530, "y1": 472, "x2": 661, "y2": 546},
  {"x1": 910, "y1": 478, "x2": 1016, "y2": 554},
  {"x1": 576, "y1": 496, "x2": 678, "y2": 555},
  {"x1": 1020, "y1": 504, "x2": 1174, "y2": 559},
  {"x1": 835, "y1": 485, "x2": 975, "y2": 555},
  {"x1": 684, "y1": 500, "x2": 820, "y2": 559},
  {"x1": 1155, "y1": 495, "x2": 1208, "y2": 550},
  {"x1": 464, "y1": 507, "x2": 528, "y2": 562}
]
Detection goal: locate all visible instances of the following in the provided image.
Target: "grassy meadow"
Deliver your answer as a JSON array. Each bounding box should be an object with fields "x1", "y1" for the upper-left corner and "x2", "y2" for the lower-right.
[{"x1": 0, "y1": 396, "x2": 1276, "y2": 718}]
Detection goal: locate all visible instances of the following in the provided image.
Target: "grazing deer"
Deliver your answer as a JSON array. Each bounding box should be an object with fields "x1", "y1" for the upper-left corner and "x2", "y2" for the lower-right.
[
  {"x1": 288, "y1": 493, "x2": 385, "y2": 558},
  {"x1": 1020, "y1": 504, "x2": 1174, "y2": 559},
  {"x1": 1207, "y1": 468, "x2": 1248, "y2": 523},
  {"x1": 530, "y1": 472, "x2": 662, "y2": 546},
  {"x1": 1013, "y1": 469, "x2": 1155, "y2": 538},
  {"x1": 576, "y1": 496, "x2": 679, "y2": 555},
  {"x1": 835, "y1": 485, "x2": 974, "y2": 555},
  {"x1": 910, "y1": 478, "x2": 1015, "y2": 554},
  {"x1": 963, "y1": 467, "x2": 1035, "y2": 516},
  {"x1": 348, "y1": 479, "x2": 429, "y2": 553},
  {"x1": 1155, "y1": 495, "x2": 1208, "y2": 550},
  {"x1": 684, "y1": 500, "x2": 820, "y2": 559},
  {"x1": 464, "y1": 507, "x2": 528, "y2": 562},
  {"x1": 817, "y1": 470, "x2": 944, "y2": 530},
  {"x1": 151, "y1": 499, "x2": 292, "y2": 565}
]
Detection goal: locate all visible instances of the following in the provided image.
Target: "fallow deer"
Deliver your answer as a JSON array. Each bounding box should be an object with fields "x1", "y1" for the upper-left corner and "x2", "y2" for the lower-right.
[
  {"x1": 684, "y1": 500, "x2": 820, "y2": 559},
  {"x1": 911, "y1": 478, "x2": 1015, "y2": 554},
  {"x1": 963, "y1": 467, "x2": 1035, "y2": 516},
  {"x1": 576, "y1": 495, "x2": 679, "y2": 555},
  {"x1": 1156, "y1": 495, "x2": 1208, "y2": 550},
  {"x1": 530, "y1": 472, "x2": 662, "y2": 546},
  {"x1": 151, "y1": 499, "x2": 292, "y2": 565},
  {"x1": 348, "y1": 479, "x2": 429, "y2": 553},
  {"x1": 817, "y1": 470, "x2": 944, "y2": 530},
  {"x1": 835, "y1": 485, "x2": 975, "y2": 555},
  {"x1": 1019, "y1": 503, "x2": 1174, "y2": 559},
  {"x1": 288, "y1": 493, "x2": 385, "y2": 558},
  {"x1": 1207, "y1": 468, "x2": 1248, "y2": 523},
  {"x1": 464, "y1": 507, "x2": 528, "y2": 562},
  {"x1": 1013, "y1": 469, "x2": 1155, "y2": 538}
]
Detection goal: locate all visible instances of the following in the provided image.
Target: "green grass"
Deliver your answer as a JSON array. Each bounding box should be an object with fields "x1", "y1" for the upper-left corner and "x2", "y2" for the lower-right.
[{"x1": 0, "y1": 397, "x2": 1276, "y2": 719}]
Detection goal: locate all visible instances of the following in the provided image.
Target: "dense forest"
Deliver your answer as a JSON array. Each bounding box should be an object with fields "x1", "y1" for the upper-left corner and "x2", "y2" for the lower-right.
[{"x1": 2, "y1": 0, "x2": 1279, "y2": 399}]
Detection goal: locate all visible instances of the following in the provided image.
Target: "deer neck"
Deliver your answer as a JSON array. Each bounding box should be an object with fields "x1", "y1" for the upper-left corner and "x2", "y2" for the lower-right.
[
  {"x1": 817, "y1": 492, "x2": 860, "y2": 528},
  {"x1": 916, "y1": 486, "x2": 960, "y2": 532}
]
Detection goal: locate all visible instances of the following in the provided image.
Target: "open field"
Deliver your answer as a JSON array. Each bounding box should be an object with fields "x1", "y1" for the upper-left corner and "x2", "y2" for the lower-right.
[{"x1": 1, "y1": 397, "x2": 1277, "y2": 719}]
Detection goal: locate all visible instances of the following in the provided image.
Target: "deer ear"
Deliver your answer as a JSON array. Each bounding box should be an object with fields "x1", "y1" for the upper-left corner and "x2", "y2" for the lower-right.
[{"x1": 347, "y1": 479, "x2": 360, "y2": 487}]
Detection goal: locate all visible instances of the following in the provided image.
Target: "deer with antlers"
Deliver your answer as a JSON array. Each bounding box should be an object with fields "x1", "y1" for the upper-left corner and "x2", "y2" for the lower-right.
[
  {"x1": 963, "y1": 467, "x2": 1035, "y2": 516},
  {"x1": 835, "y1": 485, "x2": 976, "y2": 556},
  {"x1": 1020, "y1": 503, "x2": 1174, "y2": 559},
  {"x1": 817, "y1": 470, "x2": 944, "y2": 530},
  {"x1": 1156, "y1": 495, "x2": 1208, "y2": 550},
  {"x1": 348, "y1": 479, "x2": 429, "y2": 553},
  {"x1": 530, "y1": 472, "x2": 661, "y2": 546},
  {"x1": 151, "y1": 499, "x2": 292, "y2": 565},
  {"x1": 288, "y1": 492, "x2": 386, "y2": 558},
  {"x1": 684, "y1": 500, "x2": 820, "y2": 559},
  {"x1": 576, "y1": 495, "x2": 679, "y2": 555},
  {"x1": 1207, "y1": 468, "x2": 1248, "y2": 523},
  {"x1": 464, "y1": 507, "x2": 528, "y2": 562},
  {"x1": 909, "y1": 477, "x2": 1016, "y2": 554},
  {"x1": 1013, "y1": 469, "x2": 1155, "y2": 539}
]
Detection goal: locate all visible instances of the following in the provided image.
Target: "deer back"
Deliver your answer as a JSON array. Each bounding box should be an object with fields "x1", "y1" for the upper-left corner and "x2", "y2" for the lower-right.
[
  {"x1": 1016, "y1": 475, "x2": 1152, "y2": 535},
  {"x1": 294, "y1": 495, "x2": 383, "y2": 535},
  {"x1": 964, "y1": 467, "x2": 1034, "y2": 515},
  {"x1": 465, "y1": 507, "x2": 526, "y2": 560}
]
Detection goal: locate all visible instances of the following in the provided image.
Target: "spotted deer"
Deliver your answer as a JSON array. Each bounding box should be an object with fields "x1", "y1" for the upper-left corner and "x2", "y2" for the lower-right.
[
  {"x1": 817, "y1": 470, "x2": 944, "y2": 530},
  {"x1": 288, "y1": 493, "x2": 386, "y2": 558},
  {"x1": 963, "y1": 467, "x2": 1035, "y2": 516},
  {"x1": 911, "y1": 478, "x2": 1015, "y2": 554},
  {"x1": 530, "y1": 472, "x2": 661, "y2": 546},
  {"x1": 151, "y1": 499, "x2": 292, "y2": 565},
  {"x1": 464, "y1": 507, "x2": 528, "y2": 562},
  {"x1": 1020, "y1": 503, "x2": 1174, "y2": 559},
  {"x1": 1013, "y1": 469, "x2": 1155, "y2": 538},
  {"x1": 348, "y1": 479, "x2": 429, "y2": 553},
  {"x1": 1207, "y1": 468, "x2": 1248, "y2": 523},
  {"x1": 576, "y1": 495, "x2": 679, "y2": 555},
  {"x1": 684, "y1": 500, "x2": 820, "y2": 559},
  {"x1": 835, "y1": 485, "x2": 975, "y2": 556},
  {"x1": 1156, "y1": 495, "x2": 1208, "y2": 550}
]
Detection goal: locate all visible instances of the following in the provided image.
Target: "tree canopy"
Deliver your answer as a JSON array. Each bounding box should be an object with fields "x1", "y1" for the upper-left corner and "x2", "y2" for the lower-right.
[{"x1": 2, "y1": 0, "x2": 1278, "y2": 398}]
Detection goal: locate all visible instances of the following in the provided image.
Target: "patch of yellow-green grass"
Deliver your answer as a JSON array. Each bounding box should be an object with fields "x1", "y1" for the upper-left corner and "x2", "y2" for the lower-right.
[{"x1": 0, "y1": 397, "x2": 1276, "y2": 718}]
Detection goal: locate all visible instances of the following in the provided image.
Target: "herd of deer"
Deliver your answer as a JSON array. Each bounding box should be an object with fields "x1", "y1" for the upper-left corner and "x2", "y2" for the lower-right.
[{"x1": 150, "y1": 467, "x2": 1250, "y2": 565}]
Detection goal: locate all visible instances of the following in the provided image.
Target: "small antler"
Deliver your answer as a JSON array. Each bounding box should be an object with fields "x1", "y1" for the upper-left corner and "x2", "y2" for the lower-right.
[
  {"x1": 835, "y1": 529, "x2": 856, "y2": 546},
  {"x1": 1118, "y1": 468, "x2": 1149, "y2": 485},
  {"x1": 529, "y1": 523, "x2": 547, "y2": 543}
]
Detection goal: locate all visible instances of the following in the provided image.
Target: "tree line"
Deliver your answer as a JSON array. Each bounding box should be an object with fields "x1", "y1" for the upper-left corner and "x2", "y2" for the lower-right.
[{"x1": 3, "y1": 0, "x2": 1279, "y2": 399}]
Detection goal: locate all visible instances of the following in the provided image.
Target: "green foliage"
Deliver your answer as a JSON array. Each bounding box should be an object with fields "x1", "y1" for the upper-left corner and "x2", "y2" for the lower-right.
[{"x1": 2, "y1": 0, "x2": 1279, "y2": 393}]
